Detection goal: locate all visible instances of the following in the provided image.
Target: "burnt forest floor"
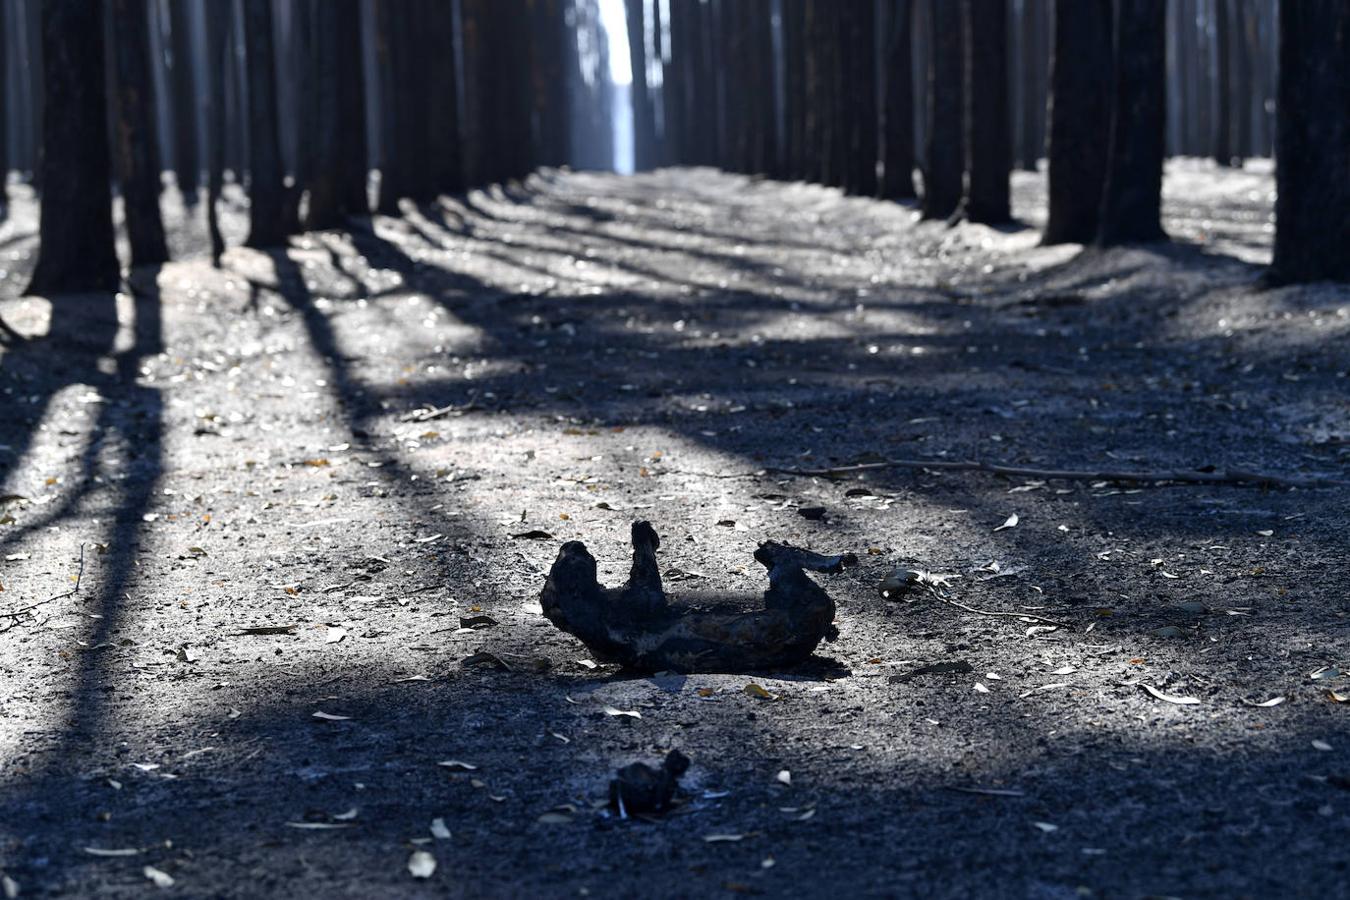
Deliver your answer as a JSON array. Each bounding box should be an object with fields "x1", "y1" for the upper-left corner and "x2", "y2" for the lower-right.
[{"x1": 0, "y1": 161, "x2": 1348, "y2": 899}]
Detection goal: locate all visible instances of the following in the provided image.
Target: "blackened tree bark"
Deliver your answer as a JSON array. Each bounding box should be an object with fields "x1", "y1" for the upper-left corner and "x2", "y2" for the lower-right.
[
  {"x1": 306, "y1": 0, "x2": 345, "y2": 228},
  {"x1": 109, "y1": 0, "x2": 169, "y2": 268},
  {"x1": 26, "y1": 0, "x2": 119, "y2": 295},
  {"x1": 0, "y1": 4, "x2": 8, "y2": 217},
  {"x1": 647, "y1": 0, "x2": 666, "y2": 167},
  {"x1": 1096, "y1": 0, "x2": 1166, "y2": 246},
  {"x1": 427, "y1": 0, "x2": 463, "y2": 193},
  {"x1": 780, "y1": 0, "x2": 806, "y2": 179},
  {"x1": 25, "y1": 0, "x2": 44, "y2": 190},
  {"x1": 167, "y1": 0, "x2": 199, "y2": 202},
  {"x1": 378, "y1": 1, "x2": 432, "y2": 206},
  {"x1": 336, "y1": 0, "x2": 368, "y2": 214},
  {"x1": 1268, "y1": 0, "x2": 1350, "y2": 283},
  {"x1": 1042, "y1": 0, "x2": 1112, "y2": 244},
  {"x1": 281, "y1": 0, "x2": 315, "y2": 234},
  {"x1": 626, "y1": 0, "x2": 655, "y2": 171},
  {"x1": 204, "y1": 0, "x2": 228, "y2": 264},
  {"x1": 1213, "y1": 0, "x2": 1235, "y2": 166},
  {"x1": 748, "y1": 1, "x2": 777, "y2": 175},
  {"x1": 242, "y1": 0, "x2": 287, "y2": 249},
  {"x1": 527, "y1": 0, "x2": 570, "y2": 170},
  {"x1": 1018, "y1": 0, "x2": 1046, "y2": 169},
  {"x1": 956, "y1": 0, "x2": 1010, "y2": 223},
  {"x1": 843, "y1": 0, "x2": 878, "y2": 195},
  {"x1": 373, "y1": 1, "x2": 400, "y2": 212},
  {"x1": 921, "y1": 0, "x2": 964, "y2": 220},
  {"x1": 881, "y1": 0, "x2": 916, "y2": 199},
  {"x1": 1231, "y1": 0, "x2": 1251, "y2": 163}
]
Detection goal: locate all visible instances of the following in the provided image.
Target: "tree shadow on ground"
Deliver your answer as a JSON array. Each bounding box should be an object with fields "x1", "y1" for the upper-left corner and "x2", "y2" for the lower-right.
[{"x1": 1, "y1": 648, "x2": 1346, "y2": 897}]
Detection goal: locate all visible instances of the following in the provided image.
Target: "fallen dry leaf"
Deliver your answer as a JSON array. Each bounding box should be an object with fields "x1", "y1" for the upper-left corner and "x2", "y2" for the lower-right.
[
  {"x1": 1140, "y1": 684, "x2": 1200, "y2": 705},
  {"x1": 142, "y1": 866, "x2": 174, "y2": 888}
]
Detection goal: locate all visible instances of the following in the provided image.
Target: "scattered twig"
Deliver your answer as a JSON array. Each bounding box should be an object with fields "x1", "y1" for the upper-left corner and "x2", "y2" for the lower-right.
[
  {"x1": 401, "y1": 402, "x2": 481, "y2": 423},
  {"x1": 0, "y1": 543, "x2": 87, "y2": 633},
  {"x1": 760, "y1": 457, "x2": 1347, "y2": 489},
  {"x1": 932, "y1": 595, "x2": 1071, "y2": 630},
  {"x1": 901, "y1": 569, "x2": 1073, "y2": 631}
]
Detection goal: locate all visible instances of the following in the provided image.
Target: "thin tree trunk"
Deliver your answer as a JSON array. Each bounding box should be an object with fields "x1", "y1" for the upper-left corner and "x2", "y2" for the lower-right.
[
  {"x1": 1042, "y1": 0, "x2": 1112, "y2": 244},
  {"x1": 1096, "y1": 0, "x2": 1167, "y2": 246},
  {"x1": 24, "y1": 0, "x2": 44, "y2": 189},
  {"x1": 306, "y1": 0, "x2": 344, "y2": 228},
  {"x1": 373, "y1": 1, "x2": 400, "y2": 211},
  {"x1": 427, "y1": 0, "x2": 463, "y2": 193},
  {"x1": 957, "y1": 0, "x2": 1010, "y2": 223},
  {"x1": 109, "y1": 0, "x2": 169, "y2": 268},
  {"x1": 242, "y1": 0, "x2": 286, "y2": 249},
  {"x1": 0, "y1": 4, "x2": 8, "y2": 216},
  {"x1": 204, "y1": 0, "x2": 227, "y2": 264},
  {"x1": 1268, "y1": 0, "x2": 1350, "y2": 284},
  {"x1": 921, "y1": 0, "x2": 963, "y2": 220},
  {"x1": 280, "y1": 0, "x2": 314, "y2": 233},
  {"x1": 844, "y1": 0, "x2": 878, "y2": 195},
  {"x1": 337, "y1": 0, "x2": 368, "y2": 214},
  {"x1": 626, "y1": 0, "x2": 655, "y2": 171},
  {"x1": 26, "y1": 0, "x2": 119, "y2": 295},
  {"x1": 1231, "y1": 0, "x2": 1251, "y2": 162},
  {"x1": 881, "y1": 0, "x2": 916, "y2": 199},
  {"x1": 167, "y1": 0, "x2": 199, "y2": 202},
  {"x1": 1018, "y1": 0, "x2": 1044, "y2": 169},
  {"x1": 1213, "y1": 0, "x2": 1235, "y2": 166}
]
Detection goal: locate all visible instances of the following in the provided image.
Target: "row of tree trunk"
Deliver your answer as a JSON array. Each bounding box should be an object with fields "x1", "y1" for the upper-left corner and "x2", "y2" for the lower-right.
[
  {"x1": 642, "y1": 0, "x2": 1347, "y2": 281},
  {"x1": 24, "y1": 0, "x2": 577, "y2": 295}
]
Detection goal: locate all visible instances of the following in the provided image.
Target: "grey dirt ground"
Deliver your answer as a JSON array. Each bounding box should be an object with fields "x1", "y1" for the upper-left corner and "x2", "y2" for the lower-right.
[{"x1": 0, "y1": 163, "x2": 1348, "y2": 898}]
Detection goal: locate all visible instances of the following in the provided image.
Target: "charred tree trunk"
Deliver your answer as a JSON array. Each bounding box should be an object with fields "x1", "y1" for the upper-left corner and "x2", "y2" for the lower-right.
[
  {"x1": 26, "y1": 0, "x2": 119, "y2": 295},
  {"x1": 373, "y1": 1, "x2": 400, "y2": 212},
  {"x1": 665, "y1": 0, "x2": 691, "y2": 165},
  {"x1": 427, "y1": 0, "x2": 463, "y2": 193},
  {"x1": 1018, "y1": 0, "x2": 1046, "y2": 169},
  {"x1": 749, "y1": 1, "x2": 777, "y2": 176},
  {"x1": 242, "y1": 0, "x2": 286, "y2": 249},
  {"x1": 626, "y1": 0, "x2": 655, "y2": 171},
  {"x1": 166, "y1": 0, "x2": 199, "y2": 202},
  {"x1": 781, "y1": 0, "x2": 806, "y2": 180},
  {"x1": 336, "y1": 0, "x2": 368, "y2": 214},
  {"x1": 378, "y1": 2, "x2": 432, "y2": 206},
  {"x1": 1231, "y1": 0, "x2": 1251, "y2": 163},
  {"x1": 0, "y1": 5, "x2": 8, "y2": 216},
  {"x1": 881, "y1": 0, "x2": 916, "y2": 200},
  {"x1": 1096, "y1": 0, "x2": 1167, "y2": 246},
  {"x1": 306, "y1": 0, "x2": 345, "y2": 229},
  {"x1": 109, "y1": 0, "x2": 168, "y2": 268},
  {"x1": 25, "y1": 0, "x2": 44, "y2": 189},
  {"x1": 204, "y1": 0, "x2": 228, "y2": 264},
  {"x1": 1042, "y1": 0, "x2": 1112, "y2": 244},
  {"x1": 1268, "y1": 0, "x2": 1350, "y2": 284},
  {"x1": 1213, "y1": 0, "x2": 1236, "y2": 166},
  {"x1": 921, "y1": 0, "x2": 964, "y2": 220},
  {"x1": 957, "y1": 0, "x2": 1011, "y2": 223},
  {"x1": 280, "y1": 0, "x2": 315, "y2": 234},
  {"x1": 803, "y1": 0, "x2": 826, "y2": 183},
  {"x1": 843, "y1": 0, "x2": 878, "y2": 195}
]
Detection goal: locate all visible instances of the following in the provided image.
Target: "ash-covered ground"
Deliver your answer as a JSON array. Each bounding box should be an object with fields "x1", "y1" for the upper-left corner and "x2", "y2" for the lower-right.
[{"x1": 0, "y1": 162, "x2": 1347, "y2": 898}]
